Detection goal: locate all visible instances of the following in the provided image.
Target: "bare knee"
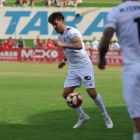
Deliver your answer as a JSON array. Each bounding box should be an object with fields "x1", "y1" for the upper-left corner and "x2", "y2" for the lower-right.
[
  {"x1": 86, "y1": 88, "x2": 97, "y2": 99},
  {"x1": 133, "y1": 118, "x2": 140, "y2": 132},
  {"x1": 62, "y1": 87, "x2": 76, "y2": 99},
  {"x1": 62, "y1": 92, "x2": 67, "y2": 99}
]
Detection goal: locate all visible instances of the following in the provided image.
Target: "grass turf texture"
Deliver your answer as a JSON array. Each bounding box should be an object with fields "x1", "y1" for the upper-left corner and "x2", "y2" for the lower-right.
[{"x1": 0, "y1": 62, "x2": 132, "y2": 140}]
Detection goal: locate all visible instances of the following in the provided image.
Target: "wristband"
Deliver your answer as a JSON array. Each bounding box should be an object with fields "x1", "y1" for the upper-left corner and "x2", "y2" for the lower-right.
[{"x1": 62, "y1": 59, "x2": 67, "y2": 63}]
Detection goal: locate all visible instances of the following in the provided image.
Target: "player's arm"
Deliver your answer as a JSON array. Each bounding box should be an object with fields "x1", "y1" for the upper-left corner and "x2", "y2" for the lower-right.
[
  {"x1": 53, "y1": 36, "x2": 82, "y2": 50},
  {"x1": 62, "y1": 56, "x2": 67, "y2": 63},
  {"x1": 58, "y1": 56, "x2": 67, "y2": 69},
  {"x1": 98, "y1": 27, "x2": 115, "y2": 69},
  {"x1": 65, "y1": 36, "x2": 82, "y2": 50}
]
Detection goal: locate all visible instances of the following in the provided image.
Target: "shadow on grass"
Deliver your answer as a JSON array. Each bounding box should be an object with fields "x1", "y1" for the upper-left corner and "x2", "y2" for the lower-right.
[{"x1": 0, "y1": 107, "x2": 132, "y2": 140}]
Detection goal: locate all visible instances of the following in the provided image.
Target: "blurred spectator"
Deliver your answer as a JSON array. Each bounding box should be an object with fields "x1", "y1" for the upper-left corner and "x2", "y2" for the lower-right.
[
  {"x1": 60, "y1": 0, "x2": 67, "y2": 7},
  {"x1": 73, "y1": 0, "x2": 82, "y2": 7},
  {"x1": 33, "y1": 35, "x2": 41, "y2": 48},
  {"x1": 0, "y1": 40, "x2": 7, "y2": 48},
  {"x1": 0, "y1": 40, "x2": 3, "y2": 48},
  {"x1": 84, "y1": 41, "x2": 91, "y2": 50},
  {"x1": 91, "y1": 37, "x2": 99, "y2": 50},
  {"x1": 111, "y1": 40, "x2": 120, "y2": 50},
  {"x1": 7, "y1": 37, "x2": 14, "y2": 48},
  {"x1": 3, "y1": 40, "x2": 8, "y2": 48},
  {"x1": 0, "y1": 0, "x2": 5, "y2": 7},
  {"x1": 44, "y1": 39, "x2": 48, "y2": 49},
  {"x1": 47, "y1": 38, "x2": 54, "y2": 49},
  {"x1": 17, "y1": 37, "x2": 25, "y2": 48},
  {"x1": 13, "y1": 0, "x2": 35, "y2": 7},
  {"x1": 56, "y1": 0, "x2": 61, "y2": 7},
  {"x1": 30, "y1": 0, "x2": 35, "y2": 6},
  {"x1": 67, "y1": 0, "x2": 82, "y2": 7},
  {"x1": 26, "y1": 0, "x2": 35, "y2": 7},
  {"x1": 37, "y1": 39, "x2": 44, "y2": 49},
  {"x1": 13, "y1": 0, "x2": 22, "y2": 7},
  {"x1": 22, "y1": 0, "x2": 29, "y2": 6},
  {"x1": 42, "y1": 0, "x2": 55, "y2": 7},
  {"x1": 47, "y1": 0, "x2": 53, "y2": 6},
  {"x1": 67, "y1": 0, "x2": 74, "y2": 6}
]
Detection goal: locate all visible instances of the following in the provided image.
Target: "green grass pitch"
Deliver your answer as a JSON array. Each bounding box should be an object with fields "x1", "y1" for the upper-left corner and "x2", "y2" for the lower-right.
[{"x1": 0, "y1": 62, "x2": 132, "y2": 140}]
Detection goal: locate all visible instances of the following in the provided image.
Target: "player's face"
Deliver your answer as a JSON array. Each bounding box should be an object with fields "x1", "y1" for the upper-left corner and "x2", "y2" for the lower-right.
[{"x1": 51, "y1": 19, "x2": 64, "y2": 34}]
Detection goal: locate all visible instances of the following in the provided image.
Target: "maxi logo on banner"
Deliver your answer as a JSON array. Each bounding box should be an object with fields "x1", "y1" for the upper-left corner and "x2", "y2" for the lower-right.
[
  {"x1": 0, "y1": 8, "x2": 113, "y2": 40},
  {"x1": 21, "y1": 49, "x2": 59, "y2": 59}
]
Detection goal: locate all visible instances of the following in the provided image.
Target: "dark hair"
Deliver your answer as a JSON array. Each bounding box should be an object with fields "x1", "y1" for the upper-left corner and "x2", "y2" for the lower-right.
[{"x1": 48, "y1": 12, "x2": 64, "y2": 24}]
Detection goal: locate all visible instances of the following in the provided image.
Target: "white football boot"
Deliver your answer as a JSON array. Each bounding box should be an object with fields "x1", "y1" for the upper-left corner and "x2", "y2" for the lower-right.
[
  {"x1": 103, "y1": 114, "x2": 113, "y2": 129},
  {"x1": 73, "y1": 114, "x2": 90, "y2": 129}
]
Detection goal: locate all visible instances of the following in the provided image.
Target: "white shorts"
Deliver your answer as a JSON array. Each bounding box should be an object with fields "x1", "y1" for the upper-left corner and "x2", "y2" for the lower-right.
[
  {"x1": 122, "y1": 65, "x2": 140, "y2": 119},
  {"x1": 64, "y1": 67, "x2": 95, "y2": 89}
]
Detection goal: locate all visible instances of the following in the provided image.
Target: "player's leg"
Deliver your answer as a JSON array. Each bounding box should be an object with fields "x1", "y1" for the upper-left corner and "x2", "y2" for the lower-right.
[
  {"x1": 122, "y1": 66, "x2": 140, "y2": 140},
  {"x1": 78, "y1": 68, "x2": 113, "y2": 129},
  {"x1": 63, "y1": 86, "x2": 86, "y2": 118},
  {"x1": 63, "y1": 70, "x2": 89, "y2": 129},
  {"x1": 86, "y1": 88, "x2": 113, "y2": 129},
  {"x1": 0, "y1": 0, "x2": 3, "y2": 7},
  {"x1": 133, "y1": 118, "x2": 140, "y2": 140},
  {"x1": 86, "y1": 88, "x2": 107, "y2": 115}
]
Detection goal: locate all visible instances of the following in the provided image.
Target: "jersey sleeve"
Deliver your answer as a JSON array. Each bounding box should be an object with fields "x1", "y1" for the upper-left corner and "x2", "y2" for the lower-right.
[
  {"x1": 105, "y1": 7, "x2": 119, "y2": 30},
  {"x1": 68, "y1": 28, "x2": 81, "y2": 40}
]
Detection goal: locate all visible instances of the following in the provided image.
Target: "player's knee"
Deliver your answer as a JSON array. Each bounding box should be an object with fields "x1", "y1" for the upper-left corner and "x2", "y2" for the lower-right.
[
  {"x1": 133, "y1": 118, "x2": 140, "y2": 132},
  {"x1": 134, "y1": 124, "x2": 140, "y2": 132},
  {"x1": 86, "y1": 88, "x2": 97, "y2": 99},
  {"x1": 62, "y1": 92, "x2": 67, "y2": 99}
]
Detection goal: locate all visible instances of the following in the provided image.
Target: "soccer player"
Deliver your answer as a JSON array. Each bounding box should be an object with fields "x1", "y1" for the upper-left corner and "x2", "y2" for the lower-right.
[
  {"x1": 98, "y1": 0, "x2": 140, "y2": 139},
  {"x1": 48, "y1": 12, "x2": 113, "y2": 129}
]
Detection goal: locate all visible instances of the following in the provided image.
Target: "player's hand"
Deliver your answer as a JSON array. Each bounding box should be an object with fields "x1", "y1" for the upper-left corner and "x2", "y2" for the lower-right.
[
  {"x1": 53, "y1": 40, "x2": 64, "y2": 48},
  {"x1": 98, "y1": 58, "x2": 106, "y2": 70},
  {"x1": 58, "y1": 62, "x2": 65, "y2": 69}
]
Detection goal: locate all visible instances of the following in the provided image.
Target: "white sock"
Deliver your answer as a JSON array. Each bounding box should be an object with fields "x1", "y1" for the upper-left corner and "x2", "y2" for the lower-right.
[
  {"x1": 73, "y1": 107, "x2": 85, "y2": 118},
  {"x1": 93, "y1": 93, "x2": 107, "y2": 116},
  {"x1": 133, "y1": 133, "x2": 140, "y2": 140}
]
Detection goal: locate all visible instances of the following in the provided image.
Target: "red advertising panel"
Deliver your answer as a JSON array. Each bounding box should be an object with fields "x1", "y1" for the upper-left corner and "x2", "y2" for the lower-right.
[
  {"x1": 20, "y1": 48, "x2": 64, "y2": 63},
  {"x1": 87, "y1": 50, "x2": 122, "y2": 66},
  {"x1": 0, "y1": 48, "x2": 122, "y2": 66},
  {"x1": 0, "y1": 48, "x2": 21, "y2": 61}
]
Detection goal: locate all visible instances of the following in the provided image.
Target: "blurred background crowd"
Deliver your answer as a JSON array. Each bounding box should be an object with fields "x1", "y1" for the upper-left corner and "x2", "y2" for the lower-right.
[
  {"x1": 0, "y1": 36, "x2": 120, "y2": 50},
  {"x1": 0, "y1": 0, "x2": 82, "y2": 7}
]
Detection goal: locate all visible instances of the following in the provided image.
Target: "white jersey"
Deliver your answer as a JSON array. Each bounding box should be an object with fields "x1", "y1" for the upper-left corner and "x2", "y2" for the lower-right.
[
  {"x1": 91, "y1": 40, "x2": 99, "y2": 50},
  {"x1": 105, "y1": 1, "x2": 140, "y2": 66},
  {"x1": 111, "y1": 42, "x2": 120, "y2": 50},
  {"x1": 58, "y1": 26, "x2": 92, "y2": 69}
]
